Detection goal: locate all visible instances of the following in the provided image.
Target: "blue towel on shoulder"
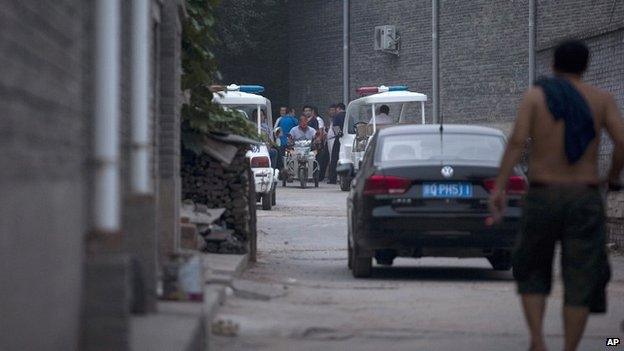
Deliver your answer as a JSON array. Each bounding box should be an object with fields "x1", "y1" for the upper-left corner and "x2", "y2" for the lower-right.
[{"x1": 534, "y1": 76, "x2": 596, "y2": 164}]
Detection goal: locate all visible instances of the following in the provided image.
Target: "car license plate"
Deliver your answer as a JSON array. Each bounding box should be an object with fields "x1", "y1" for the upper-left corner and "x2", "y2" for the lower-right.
[{"x1": 422, "y1": 182, "x2": 473, "y2": 198}]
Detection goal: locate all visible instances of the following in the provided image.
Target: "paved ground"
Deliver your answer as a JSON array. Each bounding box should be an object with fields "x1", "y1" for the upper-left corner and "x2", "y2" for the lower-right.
[{"x1": 211, "y1": 183, "x2": 624, "y2": 351}]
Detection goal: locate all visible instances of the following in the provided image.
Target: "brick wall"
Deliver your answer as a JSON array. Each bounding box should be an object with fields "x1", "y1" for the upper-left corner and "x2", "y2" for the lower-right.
[
  {"x1": 349, "y1": 0, "x2": 432, "y2": 117},
  {"x1": 215, "y1": 0, "x2": 290, "y2": 114},
  {"x1": 0, "y1": 2, "x2": 87, "y2": 350},
  {"x1": 535, "y1": 1, "x2": 624, "y2": 244},
  {"x1": 287, "y1": 0, "x2": 343, "y2": 117},
  {"x1": 439, "y1": 0, "x2": 528, "y2": 123},
  {"x1": 288, "y1": 0, "x2": 530, "y2": 123},
  {"x1": 536, "y1": 0, "x2": 624, "y2": 50}
]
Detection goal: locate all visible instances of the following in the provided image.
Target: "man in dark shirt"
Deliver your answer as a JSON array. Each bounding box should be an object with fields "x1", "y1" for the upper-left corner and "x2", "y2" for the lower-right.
[
  {"x1": 303, "y1": 105, "x2": 319, "y2": 130},
  {"x1": 328, "y1": 103, "x2": 346, "y2": 184}
]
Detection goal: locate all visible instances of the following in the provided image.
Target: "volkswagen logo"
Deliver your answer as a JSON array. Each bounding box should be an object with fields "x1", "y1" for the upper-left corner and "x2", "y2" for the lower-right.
[{"x1": 441, "y1": 166, "x2": 454, "y2": 178}]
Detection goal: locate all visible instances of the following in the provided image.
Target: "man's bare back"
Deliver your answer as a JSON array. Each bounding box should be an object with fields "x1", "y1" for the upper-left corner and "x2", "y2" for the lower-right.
[
  {"x1": 490, "y1": 40, "x2": 624, "y2": 351},
  {"x1": 527, "y1": 79, "x2": 617, "y2": 184},
  {"x1": 499, "y1": 75, "x2": 624, "y2": 188}
]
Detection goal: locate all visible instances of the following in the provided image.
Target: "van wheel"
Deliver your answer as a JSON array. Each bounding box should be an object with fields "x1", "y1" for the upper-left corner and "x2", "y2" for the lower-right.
[{"x1": 261, "y1": 193, "x2": 272, "y2": 210}]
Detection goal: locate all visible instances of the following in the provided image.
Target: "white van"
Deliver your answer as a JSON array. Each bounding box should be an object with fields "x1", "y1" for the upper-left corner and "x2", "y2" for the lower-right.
[
  {"x1": 212, "y1": 84, "x2": 279, "y2": 209},
  {"x1": 336, "y1": 85, "x2": 428, "y2": 191}
]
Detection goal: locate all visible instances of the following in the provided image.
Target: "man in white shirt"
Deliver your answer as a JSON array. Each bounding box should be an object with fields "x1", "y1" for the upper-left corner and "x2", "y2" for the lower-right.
[
  {"x1": 371, "y1": 104, "x2": 393, "y2": 125},
  {"x1": 288, "y1": 116, "x2": 317, "y2": 142}
]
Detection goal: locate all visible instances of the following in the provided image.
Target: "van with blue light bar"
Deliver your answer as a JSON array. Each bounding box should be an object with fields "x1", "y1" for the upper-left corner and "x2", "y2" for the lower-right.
[
  {"x1": 212, "y1": 84, "x2": 279, "y2": 210},
  {"x1": 335, "y1": 85, "x2": 428, "y2": 191}
]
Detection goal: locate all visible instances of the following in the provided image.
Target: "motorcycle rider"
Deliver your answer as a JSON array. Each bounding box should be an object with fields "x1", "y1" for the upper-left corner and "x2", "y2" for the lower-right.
[{"x1": 288, "y1": 115, "x2": 317, "y2": 144}]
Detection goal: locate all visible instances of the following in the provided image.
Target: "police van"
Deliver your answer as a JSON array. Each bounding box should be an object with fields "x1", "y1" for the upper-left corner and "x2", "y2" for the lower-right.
[
  {"x1": 212, "y1": 84, "x2": 279, "y2": 209},
  {"x1": 336, "y1": 85, "x2": 428, "y2": 191}
]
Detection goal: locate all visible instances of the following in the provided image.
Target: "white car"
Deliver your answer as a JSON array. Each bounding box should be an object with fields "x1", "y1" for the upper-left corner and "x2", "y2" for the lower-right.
[
  {"x1": 213, "y1": 84, "x2": 279, "y2": 210},
  {"x1": 337, "y1": 85, "x2": 428, "y2": 191}
]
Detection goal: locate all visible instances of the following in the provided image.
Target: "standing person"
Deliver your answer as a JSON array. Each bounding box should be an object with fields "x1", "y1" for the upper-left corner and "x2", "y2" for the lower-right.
[
  {"x1": 489, "y1": 40, "x2": 624, "y2": 351},
  {"x1": 276, "y1": 108, "x2": 298, "y2": 171},
  {"x1": 312, "y1": 106, "x2": 325, "y2": 130},
  {"x1": 288, "y1": 115, "x2": 317, "y2": 142},
  {"x1": 326, "y1": 104, "x2": 338, "y2": 156},
  {"x1": 328, "y1": 103, "x2": 346, "y2": 184},
  {"x1": 274, "y1": 106, "x2": 288, "y2": 129},
  {"x1": 370, "y1": 105, "x2": 392, "y2": 125},
  {"x1": 303, "y1": 105, "x2": 319, "y2": 130},
  {"x1": 312, "y1": 106, "x2": 328, "y2": 181}
]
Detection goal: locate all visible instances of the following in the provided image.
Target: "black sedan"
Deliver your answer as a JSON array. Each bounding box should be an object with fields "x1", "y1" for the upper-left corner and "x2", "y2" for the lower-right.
[{"x1": 347, "y1": 124, "x2": 526, "y2": 277}]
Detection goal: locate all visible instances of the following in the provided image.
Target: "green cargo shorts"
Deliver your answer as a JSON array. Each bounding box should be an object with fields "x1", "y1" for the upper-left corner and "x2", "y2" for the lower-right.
[{"x1": 513, "y1": 184, "x2": 611, "y2": 313}]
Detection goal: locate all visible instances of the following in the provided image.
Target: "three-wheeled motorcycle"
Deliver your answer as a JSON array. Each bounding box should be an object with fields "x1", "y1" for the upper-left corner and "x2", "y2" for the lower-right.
[{"x1": 282, "y1": 139, "x2": 320, "y2": 189}]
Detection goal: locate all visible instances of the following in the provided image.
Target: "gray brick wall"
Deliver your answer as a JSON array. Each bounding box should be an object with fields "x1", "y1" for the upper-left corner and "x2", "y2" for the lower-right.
[
  {"x1": 215, "y1": 0, "x2": 290, "y2": 114},
  {"x1": 0, "y1": 1, "x2": 87, "y2": 350},
  {"x1": 288, "y1": 0, "x2": 530, "y2": 123},
  {"x1": 288, "y1": 0, "x2": 343, "y2": 116},
  {"x1": 536, "y1": 0, "x2": 624, "y2": 50},
  {"x1": 349, "y1": 0, "x2": 432, "y2": 117},
  {"x1": 439, "y1": 0, "x2": 528, "y2": 123}
]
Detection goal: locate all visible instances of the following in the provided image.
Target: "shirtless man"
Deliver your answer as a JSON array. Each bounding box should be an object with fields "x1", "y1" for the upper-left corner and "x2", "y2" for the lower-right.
[{"x1": 490, "y1": 40, "x2": 624, "y2": 351}]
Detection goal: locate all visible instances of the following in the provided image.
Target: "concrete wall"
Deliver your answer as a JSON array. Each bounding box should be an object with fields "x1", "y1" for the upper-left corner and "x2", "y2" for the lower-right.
[{"x1": 0, "y1": 1, "x2": 87, "y2": 350}]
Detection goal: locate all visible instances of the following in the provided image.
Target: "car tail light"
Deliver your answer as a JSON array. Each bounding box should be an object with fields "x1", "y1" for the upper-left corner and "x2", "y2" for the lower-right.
[
  {"x1": 363, "y1": 175, "x2": 411, "y2": 195},
  {"x1": 250, "y1": 156, "x2": 270, "y2": 168},
  {"x1": 484, "y1": 176, "x2": 527, "y2": 195}
]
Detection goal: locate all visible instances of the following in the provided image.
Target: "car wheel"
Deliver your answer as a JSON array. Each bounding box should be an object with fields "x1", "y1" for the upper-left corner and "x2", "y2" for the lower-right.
[
  {"x1": 347, "y1": 238, "x2": 353, "y2": 270},
  {"x1": 487, "y1": 251, "x2": 512, "y2": 271},
  {"x1": 339, "y1": 175, "x2": 351, "y2": 192},
  {"x1": 261, "y1": 193, "x2": 272, "y2": 210},
  {"x1": 351, "y1": 212, "x2": 372, "y2": 278},
  {"x1": 352, "y1": 245, "x2": 372, "y2": 278}
]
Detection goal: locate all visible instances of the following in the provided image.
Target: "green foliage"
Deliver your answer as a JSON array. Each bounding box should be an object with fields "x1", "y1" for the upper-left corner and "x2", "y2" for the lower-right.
[{"x1": 182, "y1": 0, "x2": 258, "y2": 153}]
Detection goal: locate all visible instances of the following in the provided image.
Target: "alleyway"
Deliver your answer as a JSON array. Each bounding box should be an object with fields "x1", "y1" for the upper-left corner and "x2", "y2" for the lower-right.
[{"x1": 211, "y1": 184, "x2": 624, "y2": 351}]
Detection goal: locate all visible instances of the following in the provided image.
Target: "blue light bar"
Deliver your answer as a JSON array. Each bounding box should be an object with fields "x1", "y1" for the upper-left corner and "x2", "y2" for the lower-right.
[
  {"x1": 239, "y1": 85, "x2": 265, "y2": 94},
  {"x1": 388, "y1": 85, "x2": 409, "y2": 91}
]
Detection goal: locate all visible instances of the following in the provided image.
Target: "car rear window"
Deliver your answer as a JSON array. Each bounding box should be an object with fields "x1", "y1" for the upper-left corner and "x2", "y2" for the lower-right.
[{"x1": 377, "y1": 133, "x2": 505, "y2": 163}]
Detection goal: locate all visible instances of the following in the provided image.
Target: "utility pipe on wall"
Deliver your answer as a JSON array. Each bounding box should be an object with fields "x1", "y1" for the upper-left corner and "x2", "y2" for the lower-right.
[
  {"x1": 528, "y1": 0, "x2": 536, "y2": 86},
  {"x1": 343, "y1": 0, "x2": 350, "y2": 105},
  {"x1": 131, "y1": 0, "x2": 152, "y2": 194},
  {"x1": 432, "y1": 0, "x2": 439, "y2": 124},
  {"x1": 94, "y1": 0, "x2": 121, "y2": 232}
]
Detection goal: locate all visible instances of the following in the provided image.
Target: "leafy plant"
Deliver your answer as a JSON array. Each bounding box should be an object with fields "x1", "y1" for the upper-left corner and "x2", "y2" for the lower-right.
[{"x1": 182, "y1": 0, "x2": 258, "y2": 153}]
